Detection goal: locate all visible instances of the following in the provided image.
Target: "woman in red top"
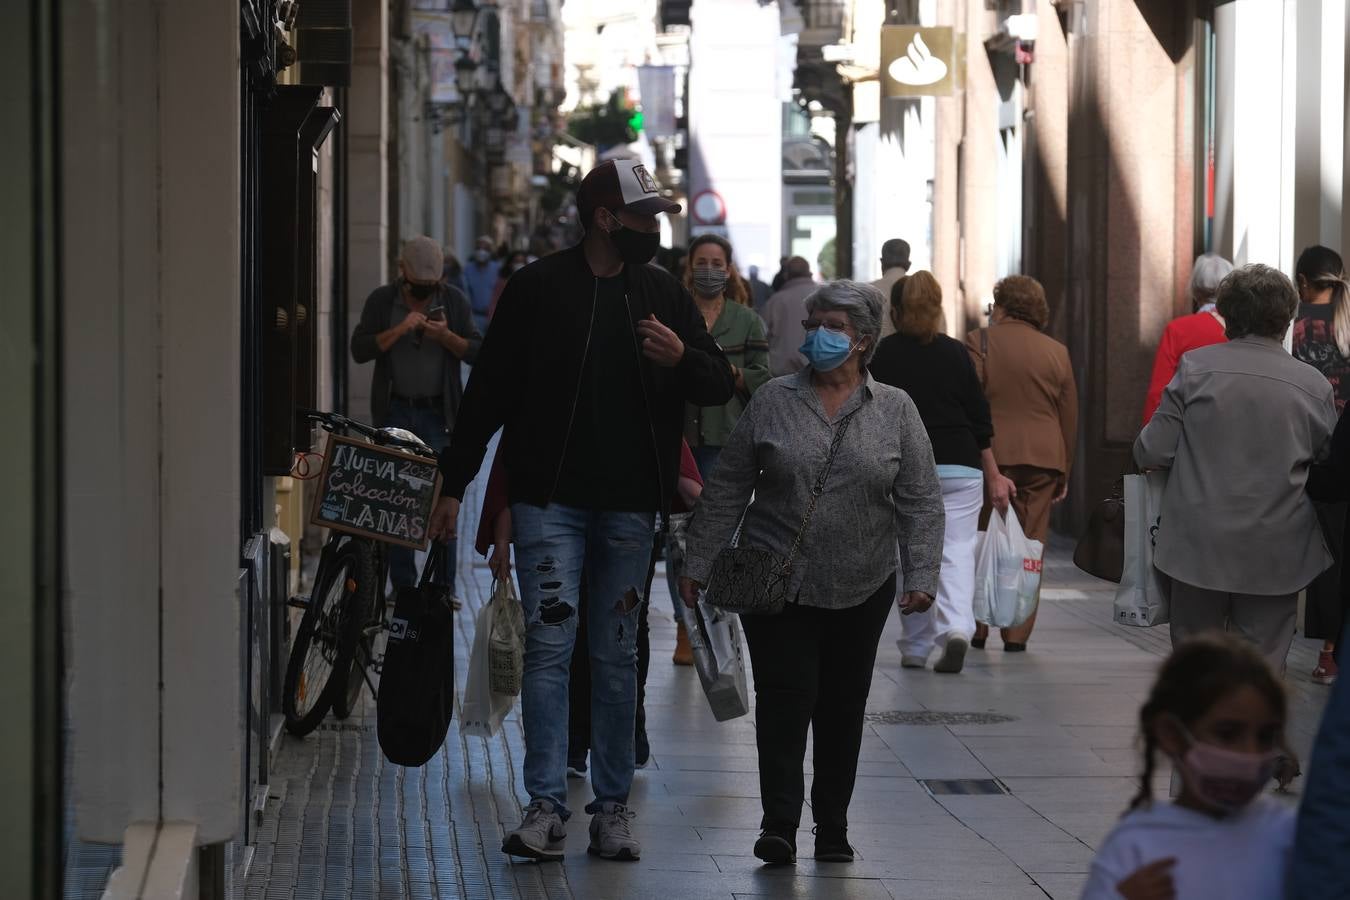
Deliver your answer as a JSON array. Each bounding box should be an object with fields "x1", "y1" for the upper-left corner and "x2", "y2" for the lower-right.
[{"x1": 1141, "y1": 254, "x2": 1233, "y2": 424}]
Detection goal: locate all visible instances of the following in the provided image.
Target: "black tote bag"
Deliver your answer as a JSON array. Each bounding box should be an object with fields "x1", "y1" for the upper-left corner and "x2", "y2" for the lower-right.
[{"x1": 377, "y1": 544, "x2": 455, "y2": 767}]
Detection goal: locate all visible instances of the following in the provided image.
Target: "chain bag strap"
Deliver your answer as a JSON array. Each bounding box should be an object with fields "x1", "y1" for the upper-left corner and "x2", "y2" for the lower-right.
[{"x1": 706, "y1": 409, "x2": 858, "y2": 615}]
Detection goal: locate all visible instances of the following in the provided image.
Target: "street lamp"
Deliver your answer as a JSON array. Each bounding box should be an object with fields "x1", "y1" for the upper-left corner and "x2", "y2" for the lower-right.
[
  {"x1": 454, "y1": 53, "x2": 478, "y2": 97},
  {"x1": 450, "y1": 0, "x2": 479, "y2": 50}
]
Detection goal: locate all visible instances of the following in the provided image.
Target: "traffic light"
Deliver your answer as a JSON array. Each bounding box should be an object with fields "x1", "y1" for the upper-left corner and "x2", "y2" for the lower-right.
[{"x1": 627, "y1": 107, "x2": 644, "y2": 136}]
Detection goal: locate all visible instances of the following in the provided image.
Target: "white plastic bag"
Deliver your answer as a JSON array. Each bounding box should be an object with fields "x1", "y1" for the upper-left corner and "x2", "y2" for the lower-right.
[
  {"x1": 487, "y1": 579, "x2": 525, "y2": 695},
  {"x1": 680, "y1": 598, "x2": 749, "y2": 722},
  {"x1": 973, "y1": 507, "x2": 1043, "y2": 629},
  {"x1": 1114, "y1": 471, "x2": 1171, "y2": 627},
  {"x1": 460, "y1": 585, "x2": 520, "y2": 738}
]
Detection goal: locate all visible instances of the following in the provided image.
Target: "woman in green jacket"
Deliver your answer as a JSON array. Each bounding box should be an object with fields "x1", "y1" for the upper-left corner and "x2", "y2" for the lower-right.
[
  {"x1": 670, "y1": 234, "x2": 771, "y2": 665},
  {"x1": 683, "y1": 234, "x2": 772, "y2": 478}
]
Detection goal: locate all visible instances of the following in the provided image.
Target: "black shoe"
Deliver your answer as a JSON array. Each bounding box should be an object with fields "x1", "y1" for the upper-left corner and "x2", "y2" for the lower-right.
[
  {"x1": 813, "y1": 826, "x2": 854, "y2": 863},
  {"x1": 635, "y1": 726, "x2": 651, "y2": 769},
  {"x1": 1004, "y1": 642, "x2": 1027, "y2": 653},
  {"x1": 753, "y1": 830, "x2": 797, "y2": 865},
  {"x1": 970, "y1": 636, "x2": 986, "y2": 650}
]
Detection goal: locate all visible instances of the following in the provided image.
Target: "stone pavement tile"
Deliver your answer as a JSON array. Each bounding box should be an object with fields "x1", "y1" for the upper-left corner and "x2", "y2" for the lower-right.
[
  {"x1": 716, "y1": 853, "x2": 1030, "y2": 884},
  {"x1": 1031, "y1": 872, "x2": 1092, "y2": 899},
  {"x1": 882, "y1": 880, "x2": 1049, "y2": 900},
  {"x1": 989, "y1": 839, "x2": 1096, "y2": 874},
  {"x1": 867, "y1": 724, "x2": 992, "y2": 780},
  {"x1": 963, "y1": 745, "x2": 1124, "y2": 778}
]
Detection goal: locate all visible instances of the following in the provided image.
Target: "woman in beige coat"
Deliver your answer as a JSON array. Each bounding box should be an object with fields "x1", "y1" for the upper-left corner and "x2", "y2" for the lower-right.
[{"x1": 965, "y1": 276, "x2": 1078, "y2": 651}]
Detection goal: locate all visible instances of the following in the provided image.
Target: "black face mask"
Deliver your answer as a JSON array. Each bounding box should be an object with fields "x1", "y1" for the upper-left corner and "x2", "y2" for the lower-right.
[
  {"x1": 407, "y1": 281, "x2": 437, "y2": 300},
  {"x1": 606, "y1": 222, "x2": 661, "y2": 265}
]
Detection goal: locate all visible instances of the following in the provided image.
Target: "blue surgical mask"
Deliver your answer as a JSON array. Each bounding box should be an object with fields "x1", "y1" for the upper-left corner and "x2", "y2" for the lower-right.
[{"x1": 799, "y1": 328, "x2": 857, "y2": 371}]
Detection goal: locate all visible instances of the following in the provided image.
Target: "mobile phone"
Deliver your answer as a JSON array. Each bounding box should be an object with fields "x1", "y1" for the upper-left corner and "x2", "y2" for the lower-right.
[{"x1": 428, "y1": 304, "x2": 446, "y2": 322}]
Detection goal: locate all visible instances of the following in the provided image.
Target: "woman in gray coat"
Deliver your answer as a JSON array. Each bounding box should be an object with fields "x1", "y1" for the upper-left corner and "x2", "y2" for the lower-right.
[
  {"x1": 678, "y1": 281, "x2": 944, "y2": 866},
  {"x1": 1135, "y1": 264, "x2": 1337, "y2": 672}
]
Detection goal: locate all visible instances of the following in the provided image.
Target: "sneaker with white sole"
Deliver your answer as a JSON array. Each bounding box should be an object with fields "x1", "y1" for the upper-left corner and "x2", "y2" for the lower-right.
[
  {"x1": 900, "y1": 654, "x2": 928, "y2": 669},
  {"x1": 934, "y1": 637, "x2": 969, "y2": 674},
  {"x1": 587, "y1": 802, "x2": 641, "y2": 861},
  {"x1": 501, "y1": 801, "x2": 567, "y2": 861}
]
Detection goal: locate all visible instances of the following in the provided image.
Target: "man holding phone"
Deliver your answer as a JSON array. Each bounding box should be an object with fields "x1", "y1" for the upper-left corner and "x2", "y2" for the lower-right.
[{"x1": 351, "y1": 234, "x2": 481, "y2": 593}]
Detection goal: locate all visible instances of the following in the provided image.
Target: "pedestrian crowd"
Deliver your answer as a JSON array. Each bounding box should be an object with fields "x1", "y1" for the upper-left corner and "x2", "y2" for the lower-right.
[{"x1": 348, "y1": 158, "x2": 1350, "y2": 897}]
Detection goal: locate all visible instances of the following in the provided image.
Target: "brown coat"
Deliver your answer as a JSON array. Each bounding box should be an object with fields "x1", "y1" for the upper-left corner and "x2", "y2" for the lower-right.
[{"x1": 964, "y1": 320, "x2": 1078, "y2": 476}]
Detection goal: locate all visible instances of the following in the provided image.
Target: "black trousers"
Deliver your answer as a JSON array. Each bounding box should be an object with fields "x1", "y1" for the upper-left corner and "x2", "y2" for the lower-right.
[
  {"x1": 1307, "y1": 500, "x2": 1348, "y2": 645},
  {"x1": 740, "y1": 572, "x2": 896, "y2": 833}
]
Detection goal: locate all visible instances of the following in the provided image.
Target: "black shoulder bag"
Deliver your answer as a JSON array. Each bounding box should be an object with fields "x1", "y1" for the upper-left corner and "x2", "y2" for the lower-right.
[{"x1": 705, "y1": 410, "x2": 857, "y2": 615}]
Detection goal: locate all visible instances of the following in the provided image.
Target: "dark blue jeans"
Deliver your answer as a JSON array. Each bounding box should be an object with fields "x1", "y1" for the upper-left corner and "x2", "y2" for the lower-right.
[
  {"x1": 693, "y1": 445, "x2": 722, "y2": 481},
  {"x1": 511, "y1": 502, "x2": 655, "y2": 815},
  {"x1": 381, "y1": 400, "x2": 456, "y2": 590}
]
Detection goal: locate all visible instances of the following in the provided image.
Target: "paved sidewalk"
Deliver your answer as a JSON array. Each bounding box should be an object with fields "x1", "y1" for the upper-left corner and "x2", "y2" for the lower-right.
[{"x1": 244, "y1": 469, "x2": 1333, "y2": 900}]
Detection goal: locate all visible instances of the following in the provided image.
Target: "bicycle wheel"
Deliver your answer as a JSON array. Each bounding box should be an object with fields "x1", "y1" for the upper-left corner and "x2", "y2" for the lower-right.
[
  {"x1": 331, "y1": 540, "x2": 380, "y2": 720},
  {"x1": 282, "y1": 539, "x2": 373, "y2": 736}
]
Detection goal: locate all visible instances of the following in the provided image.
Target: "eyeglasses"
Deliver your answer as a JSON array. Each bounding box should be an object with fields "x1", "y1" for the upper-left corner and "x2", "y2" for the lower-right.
[{"x1": 801, "y1": 319, "x2": 851, "y2": 334}]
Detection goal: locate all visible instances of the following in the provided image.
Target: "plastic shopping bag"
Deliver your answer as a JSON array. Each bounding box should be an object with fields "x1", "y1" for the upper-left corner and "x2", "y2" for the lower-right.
[
  {"x1": 487, "y1": 578, "x2": 525, "y2": 696},
  {"x1": 680, "y1": 598, "x2": 749, "y2": 722},
  {"x1": 460, "y1": 584, "x2": 520, "y2": 738},
  {"x1": 1113, "y1": 471, "x2": 1171, "y2": 627},
  {"x1": 973, "y1": 507, "x2": 1043, "y2": 629}
]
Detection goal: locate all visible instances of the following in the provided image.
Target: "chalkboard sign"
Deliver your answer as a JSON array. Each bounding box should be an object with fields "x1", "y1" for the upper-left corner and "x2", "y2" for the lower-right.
[{"x1": 310, "y1": 434, "x2": 443, "y2": 549}]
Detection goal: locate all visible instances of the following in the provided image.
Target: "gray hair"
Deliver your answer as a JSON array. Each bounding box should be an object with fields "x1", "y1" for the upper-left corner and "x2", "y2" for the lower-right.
[
  {"x1": 805, "y1": 280, "x2": 884, "y2": 365},
  {"x1": 1216, "y1": 264, "x2": 1299, "y2": 340},
  {"x1": 1190, "y1": 254, "x2": 1234, "y2": 307}
]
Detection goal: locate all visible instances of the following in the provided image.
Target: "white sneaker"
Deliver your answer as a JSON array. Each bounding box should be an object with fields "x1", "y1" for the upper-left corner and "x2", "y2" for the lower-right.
[
  {"x1": 900, "y1": 654, "x2": 928, "y2": 669},
  {"x1": 502, "y1": 800, "x2": 567, "y2": 861},
  {"x1": 588, "y1": 802, "x2": 641, "y2": 861}
]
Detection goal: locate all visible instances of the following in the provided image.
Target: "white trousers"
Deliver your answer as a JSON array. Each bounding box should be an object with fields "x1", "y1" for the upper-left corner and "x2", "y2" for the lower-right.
[{"x1": 898, "y1": 475, "x2": 984, "y2": 659}]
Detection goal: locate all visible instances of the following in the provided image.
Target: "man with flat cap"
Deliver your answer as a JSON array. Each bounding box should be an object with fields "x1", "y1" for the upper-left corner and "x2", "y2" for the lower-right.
[
  {"x1": 351, "y1": 234, "x2": 481, "y2": 597},
  {"x1": 429, "y1": 159, "x2": 733, "y2": 863}
]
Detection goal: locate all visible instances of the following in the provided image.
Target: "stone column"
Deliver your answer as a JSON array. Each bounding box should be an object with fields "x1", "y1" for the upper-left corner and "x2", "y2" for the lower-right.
[
  {"x1": 1060, "y1": 0, "x2": 1196, "y2": 524},
  {"x1": 1025, "y1": 0, "x2": 1069, "y2": 336},
  {"x1": 348, "y1": 0, "x2": 390, "y2": 425}
]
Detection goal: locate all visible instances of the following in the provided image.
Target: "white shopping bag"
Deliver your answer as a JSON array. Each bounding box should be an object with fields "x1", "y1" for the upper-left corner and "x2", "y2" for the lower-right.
[
  {"x1": 973, "y1": 507, "x2": 1044, "y2": 629},
  {"x1": 1114, "y1": 471, "x2": 1171, "y2": 627},
  {"x1": 486, "y1": 578, "x2": 526, "y2": 696},
  {"x1": 680, "y1": 598, "x2": 749, "y2": 722},
  {"x1": 461, "y1": 587, "x2": 519, "y2": 738}
]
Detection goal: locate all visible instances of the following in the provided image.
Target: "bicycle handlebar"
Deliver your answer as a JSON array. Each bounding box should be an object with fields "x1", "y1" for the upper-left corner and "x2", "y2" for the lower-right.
[{"x1": 298, "y1": 408, "x2": 434, "y2": 457}]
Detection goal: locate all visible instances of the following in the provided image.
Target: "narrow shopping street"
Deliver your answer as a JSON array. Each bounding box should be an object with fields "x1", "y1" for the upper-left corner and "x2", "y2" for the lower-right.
[{"x1": 240, "y1": 469, "x2": 1333, "y2": 900}]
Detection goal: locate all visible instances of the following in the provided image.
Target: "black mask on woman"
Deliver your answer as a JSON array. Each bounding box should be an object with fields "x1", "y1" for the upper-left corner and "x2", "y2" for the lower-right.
[{"x1": 605, "y1": 218, "x2": 661, "y2": 265}]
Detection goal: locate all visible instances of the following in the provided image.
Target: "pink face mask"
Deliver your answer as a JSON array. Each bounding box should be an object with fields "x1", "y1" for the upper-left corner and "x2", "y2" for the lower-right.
[{"x1": 1174, "y1": 723, "x2": 1279, "y2": 813}]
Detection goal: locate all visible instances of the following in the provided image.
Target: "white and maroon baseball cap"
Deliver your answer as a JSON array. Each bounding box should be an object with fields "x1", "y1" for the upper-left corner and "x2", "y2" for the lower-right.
[{"x1": 577, "y1": 159, "x2": 682, "y2": 225}]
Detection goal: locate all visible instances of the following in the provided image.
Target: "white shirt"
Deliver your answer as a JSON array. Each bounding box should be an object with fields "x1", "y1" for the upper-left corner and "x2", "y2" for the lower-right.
[{"x1": 1081, "y1": 797, "x2": 1295, "y2": 900}]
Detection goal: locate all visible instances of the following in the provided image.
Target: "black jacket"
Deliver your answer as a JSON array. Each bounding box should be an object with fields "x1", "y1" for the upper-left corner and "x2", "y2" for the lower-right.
[
  {"x1": 869, "y1": 332, "x2": 993, "y2": 470},
  {"x1": 438, "y1": 244, "x2": 735, "y2": 512}
]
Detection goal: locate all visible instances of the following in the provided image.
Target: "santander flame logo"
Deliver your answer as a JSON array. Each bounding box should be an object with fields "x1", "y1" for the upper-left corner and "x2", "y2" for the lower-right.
[{"x1": 888, "y1": 32, "x2": 948, "y2": 87}]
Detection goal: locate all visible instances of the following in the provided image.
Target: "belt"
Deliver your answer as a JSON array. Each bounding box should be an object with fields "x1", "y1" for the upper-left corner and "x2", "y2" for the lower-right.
[{"x1": 390, "y1": 393, "x2": 444, "y2": 410}]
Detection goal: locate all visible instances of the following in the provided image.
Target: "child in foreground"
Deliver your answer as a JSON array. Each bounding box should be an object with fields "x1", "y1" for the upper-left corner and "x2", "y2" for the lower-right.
[{"x1": 1081, "y1": 635, "x2": 1295, "y2": 900}]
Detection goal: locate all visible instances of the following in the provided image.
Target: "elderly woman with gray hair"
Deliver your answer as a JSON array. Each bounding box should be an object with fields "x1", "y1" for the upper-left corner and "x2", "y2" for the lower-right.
[
  {"x1": 679, "y1": 280, "x2": 944, "y2": 866},
  {"x1": 1141, "y1": 253, "x2": 1234, "y2": 423},
  {"x1": 1136, "y1": 264, "x2": 1337, "y2": 672}
]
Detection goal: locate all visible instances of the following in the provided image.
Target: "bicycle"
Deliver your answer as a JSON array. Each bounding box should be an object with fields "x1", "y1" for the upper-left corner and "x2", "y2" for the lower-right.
[{"x1": 281, "y1": 408, "x2": 437, "y2": 737}]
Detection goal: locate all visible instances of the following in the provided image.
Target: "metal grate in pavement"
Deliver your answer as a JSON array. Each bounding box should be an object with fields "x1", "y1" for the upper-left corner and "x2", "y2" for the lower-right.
[
  {"x1": 863, "y1": 710, "x2": 1018, "y2": 726},
  {"x1": 919, "y1": 779, "x2": 1009, "y2": 796}
]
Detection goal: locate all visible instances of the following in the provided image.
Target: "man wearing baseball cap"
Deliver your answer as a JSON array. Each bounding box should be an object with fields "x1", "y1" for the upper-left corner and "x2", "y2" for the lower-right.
[
  {"x1": 429, "y1": 159, "x2": 733, "y2": 862},
  {"x1": 351, "y1": 234, "x2": 481, "y2": 595}
]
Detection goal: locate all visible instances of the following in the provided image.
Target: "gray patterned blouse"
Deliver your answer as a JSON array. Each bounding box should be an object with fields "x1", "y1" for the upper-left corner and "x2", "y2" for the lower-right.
[{"x1": 684, "y1": 369, "x2": 945, "y2": 609}]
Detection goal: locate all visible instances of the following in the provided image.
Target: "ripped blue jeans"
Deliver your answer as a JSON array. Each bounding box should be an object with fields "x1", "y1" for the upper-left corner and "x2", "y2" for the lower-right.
[{"x1": 510, "y1": 502, "x2": 655, "y2": 817}]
